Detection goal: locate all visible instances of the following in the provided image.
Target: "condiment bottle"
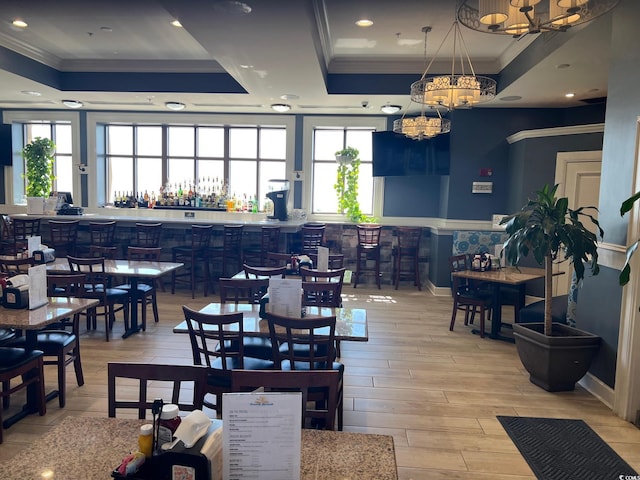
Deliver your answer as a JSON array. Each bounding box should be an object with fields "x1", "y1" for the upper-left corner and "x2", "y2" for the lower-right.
[
  {"x1": 138, "y1": 424, "x2": 154, "y2": 458},
  {"x1": 157, "y1": 404, "x2": 181, "y2": 450}
]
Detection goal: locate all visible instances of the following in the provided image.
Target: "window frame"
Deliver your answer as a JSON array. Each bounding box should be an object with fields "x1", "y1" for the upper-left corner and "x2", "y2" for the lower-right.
[
  {"x1": 87, "y1": 112, "x2": 295, "y2": 208},
  {"x1": 302, "y1": 116, "x2": 386, "y2": 222},
  {"x1": 2, "y1": 110, "x2": 82, "y2": 206}
]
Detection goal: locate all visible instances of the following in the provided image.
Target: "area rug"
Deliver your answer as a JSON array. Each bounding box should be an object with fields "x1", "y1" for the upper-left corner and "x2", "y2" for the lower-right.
[{"x1": 497, "y1": 416, "x2": 638, "y2": 480}]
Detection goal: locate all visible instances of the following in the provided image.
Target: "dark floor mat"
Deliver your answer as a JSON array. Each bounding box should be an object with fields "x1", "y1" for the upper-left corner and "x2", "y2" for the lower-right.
[{"x1": 497, "y1": 416, "x2": 638, "y2": 480}]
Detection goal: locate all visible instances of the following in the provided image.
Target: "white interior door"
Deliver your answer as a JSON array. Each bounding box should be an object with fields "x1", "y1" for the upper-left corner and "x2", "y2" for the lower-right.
[{"x1": 554, "y1": 151, "x2": 602, "y2": 296}]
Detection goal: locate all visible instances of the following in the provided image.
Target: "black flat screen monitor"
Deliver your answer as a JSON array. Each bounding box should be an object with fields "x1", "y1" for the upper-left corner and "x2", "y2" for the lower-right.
[
  {"x1": 372, "y1": 130, "x2": 450, "y2": 176},
  {"x1": 51, "y1": 191, "x2": 73, "y2": 205}
]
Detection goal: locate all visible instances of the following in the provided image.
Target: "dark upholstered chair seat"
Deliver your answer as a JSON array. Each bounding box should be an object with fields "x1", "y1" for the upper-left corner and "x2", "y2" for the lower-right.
[
  {"x1": 7, "y1": 331, "x2": 75, "y2": 351},
  {"x1": 0, "y1": 347, "x2": 44, "y2": 370},
  {"x1": 518, "y1": 294, "x2": 568, "y2": 324}
]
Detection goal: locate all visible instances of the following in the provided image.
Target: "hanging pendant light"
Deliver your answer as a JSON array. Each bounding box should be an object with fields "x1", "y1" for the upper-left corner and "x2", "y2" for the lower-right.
[
  {"x1": 409, "y1": 21, "x2": 496, "y2": 111},
  {"x1": 457, "y1": 0, "x2": 620, "y2": 38},
  {"x1": 393, "y1": 27, "x2": 451, "y2": 140}
]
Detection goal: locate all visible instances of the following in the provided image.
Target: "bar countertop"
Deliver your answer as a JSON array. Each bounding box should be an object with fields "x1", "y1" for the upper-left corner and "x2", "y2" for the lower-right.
[{"x1": 0, "y1": 416, "x2": 398, "y2": 480}]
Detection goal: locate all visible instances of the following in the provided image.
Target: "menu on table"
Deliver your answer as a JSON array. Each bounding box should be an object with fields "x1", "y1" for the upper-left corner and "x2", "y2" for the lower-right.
[
  {"x1": 28, "y1": 264, "x2": 48, "y2": 309},
  {"x1": 268, "y1": 278, "x2": 301, "y2": 317},
  {"x1": 222, "y1": 391, "x2": 302, "y2": 480},
  {"x1": 27, "y1": 235, "x2": 41, "y2": 256},
  {"x1": 316, "y1": 246, "x2": 329, "y2": 272}
]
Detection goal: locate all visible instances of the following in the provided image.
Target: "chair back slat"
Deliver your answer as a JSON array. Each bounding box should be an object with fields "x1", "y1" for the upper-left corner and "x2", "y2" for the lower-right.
[
  {"x1": 182, "y1": 306, "x2": 245, "y2": 371},
  {"x1": 219, "y1": 278, "x2": 269, "y2": 304},
  {"x1": 265, "y1": 312, "x2": 337, "y2": 369},
  {"x1": 107, "y1": 362, "x2": 208, "y2": 419},
  {"x1": 135, "y1": 222, "x2": 162, "y2": 248}
]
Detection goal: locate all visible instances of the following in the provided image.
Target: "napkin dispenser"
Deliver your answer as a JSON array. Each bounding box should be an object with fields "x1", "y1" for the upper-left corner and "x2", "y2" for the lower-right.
[
  {"x1": 3, "y1": 275, "x2": 29, "y2": 309},
  {"x1": 156, "y1": 419, "x2": 223, "y2": 480}
]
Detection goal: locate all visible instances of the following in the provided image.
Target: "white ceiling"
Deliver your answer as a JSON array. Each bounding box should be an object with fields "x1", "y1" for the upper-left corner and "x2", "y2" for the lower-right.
[{"x1": 0, "y1": 0, "x2": 615, "y2": 115}]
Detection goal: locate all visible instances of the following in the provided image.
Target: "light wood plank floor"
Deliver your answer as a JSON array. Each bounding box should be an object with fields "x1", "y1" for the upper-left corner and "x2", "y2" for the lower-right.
[{"x1": 1, "y1": 284, "x2": 639, "y2": 479}]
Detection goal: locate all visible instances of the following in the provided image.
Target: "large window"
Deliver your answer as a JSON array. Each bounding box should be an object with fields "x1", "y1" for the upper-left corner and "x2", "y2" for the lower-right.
[
  {"x1": 104, "y1": 123, "x2": 286, "y2": 206},
  {"x1": 23, "y1": 122, "x2": 74, "y2": 194},
  {"x1": 303, "y1": 116, "x2": 385, "y2": 219}
]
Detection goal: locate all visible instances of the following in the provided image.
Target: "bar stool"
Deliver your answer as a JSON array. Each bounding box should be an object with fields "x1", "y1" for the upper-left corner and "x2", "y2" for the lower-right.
[
  {"x1": 210, "y1": 225, "x2": 244, "y2": 285},
  {"x1": 301, "y1": 223, "x2": 325, "y2": 255},
  {"x1": 133, "y1": 222, "x2": 162, "y2": 248},
  {"x1": 172, "y1": 225, "x2": 213, "y2": 299},
  {"x1": 47, "y1": 219, "x2": 79, "y2": 257},
  {"x1": 243, "y1": 226, "x2": 280, "y2": 266},
  {"x1": 393, "y1": 227, "x2": 422, "y2": 290},
  {"x1": 78, "y1": 221, "x2": 118, "y2": 258},
  {"x1": 353, "y1": 224, "x2": 382, "y2": 289},
  {"x1": 8, "y1": 217, "x2": 41, "y2": 255}
]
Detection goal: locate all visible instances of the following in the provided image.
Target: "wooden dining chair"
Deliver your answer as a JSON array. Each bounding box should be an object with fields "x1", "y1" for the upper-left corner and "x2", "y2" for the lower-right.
[
  {"x1": 67, "y1": 256, "x2": 130, "y2": 341},
  {"x1": 264, "y1": 311, "x2": 344, "y2": 430},
  {"x1": 218, "y1": 277, "x2": 272, "y2": 360},
  {"x1": 231, "y1": 369, "x2": 340, "y2": 430},
  {"x1": 114, "y1": 247, "x2": 162, "y2": 331},
  {"x1": 448, "y1": 255, "x2": 492, "y2": 338},
  {"x1": 308, "y1": 253, "x2": 345, "y2": 270},
  {"x1": 0, "y1": 348, "x2": 46, "y2": 443},
  {"x1": 6, "y1": 273, "x2": 87, "y2": 408},
  {"x1": 107, "y1": 362, "x2": 208, "y2": 418},
  {"x1": 242, "y1": 264, "x2": 286, "y2": 279},
  {"x1": 182, "y1": 306, "x2": 274, "y2": 417},
  {"x1": 219, "y1": 277, "x2": 269, "y2": 304},
  {"x1": 0, "y1": 257, "x2": 35, "y2": 276}
]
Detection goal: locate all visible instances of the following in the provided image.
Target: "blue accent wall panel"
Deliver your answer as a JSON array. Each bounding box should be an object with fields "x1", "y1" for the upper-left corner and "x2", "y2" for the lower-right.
[
  {"x1": 575, "y1": 265, "x2": 622, "y2": 388},
  {"x1": 383, "y1": 175, "x2": 442, "y2": 217}
]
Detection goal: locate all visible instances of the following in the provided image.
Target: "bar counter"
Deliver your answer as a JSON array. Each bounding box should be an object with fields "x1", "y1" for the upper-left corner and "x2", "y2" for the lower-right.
[{"x1": 0, "y1": 416, "x2": 398, "y2": 479}]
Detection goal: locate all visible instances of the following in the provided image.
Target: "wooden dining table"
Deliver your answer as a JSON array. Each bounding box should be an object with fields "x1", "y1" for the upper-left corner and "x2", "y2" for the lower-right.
[
  {"x1": 173, "y1": 303, "x2": 368, "y2": 342},
  {"x1": 0, "y1": 416, "x2": 398, "y2": 479},
  {"x1": 46, "y1": 257, "x2": 183, "y2": 338},
  {"x1": 452, "y1": 266, "x2": 546, "y2": 342},
  {"x1": 0, "y1": 297, "x2": 99, "y2": 427}
]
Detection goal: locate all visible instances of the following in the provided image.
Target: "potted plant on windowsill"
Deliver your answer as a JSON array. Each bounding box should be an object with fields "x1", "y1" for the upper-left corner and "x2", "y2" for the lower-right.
[
  {"x1": 333, "y1": 147, "x2": 375, "y2": 223},
  {"x1": 22, "y1": 137, "x2": 56, "y2": 215},
  {"x1": 500, "y1": 184, "x2": 603, "y2": 392}
]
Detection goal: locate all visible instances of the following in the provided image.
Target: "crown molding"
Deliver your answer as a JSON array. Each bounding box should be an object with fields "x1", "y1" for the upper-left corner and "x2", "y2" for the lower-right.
[
  {"x1": 0, "y1": 32, "x2": 63, "y2": 69},
  {"x1": 59, "y1": 59, "x2": 225, "y2": 73},
  {"x1": 507, "y1": 123, "x2": 605, "y2": 144}
]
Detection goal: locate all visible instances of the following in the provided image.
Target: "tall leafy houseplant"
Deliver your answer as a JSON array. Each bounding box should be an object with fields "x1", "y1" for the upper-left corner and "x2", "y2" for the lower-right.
[
  {"x1": 334, "y1": 147, "x2": 364, "y2": 223},
  {"x1": 619, "y1": 191, "x2": 640, "y2": 285},
  {"x1": 500, "y1": 184, "x2": 603, "y2": 336},
  {"x1": 22, "y1": 137, "x2": 56, "y2": 198}
]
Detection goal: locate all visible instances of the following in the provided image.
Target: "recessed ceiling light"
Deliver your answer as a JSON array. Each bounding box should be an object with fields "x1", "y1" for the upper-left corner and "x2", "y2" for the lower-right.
[
  {"x1": 565, "y1": 93, "x2": 575, "y2": 98},
  {"x1": 280, "y1": 94, "x2": 299, "y2": 100},
  {"x1": 356, "y1": 19, "x2": 373, "y2": 27},
  {"x1": 100, "y1": 26, "x2": 113, "y2": 32},
  {"x1": 556, "y1": 63, "x2": 571, "y2": 69},
  {"x1": 214, "y1": 1, "x2": 252, "y2": 14},
  {"x1": 171, "y1": 20, "x2": 182, "y2": 27},
  {"x1": 499, "y1": 95, "x2": 522, "y2": 102},
  {"x1": 21, "y1": 90, "x2": 41, "y2": 96},
  {"x1": 165, "y1": 101, "x2": 186, "y2": 111},
  {"x1": 380, "y1": 104, "x2": 401, "y2": 114},
  {"x1": 12, "y1": 19, "x2": 28, "y2": 28},
  {"x1": 62, "y1": 100, "x2": 83, "y2": 109},
  {"x1": 271, "y1": 103, "x2": 291, "y2": 113}
]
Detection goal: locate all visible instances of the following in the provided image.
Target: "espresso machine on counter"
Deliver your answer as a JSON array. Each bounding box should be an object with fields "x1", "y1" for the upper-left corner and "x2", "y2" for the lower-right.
[{"x1": 266, "y1": 179, "x2": 290, "y2": 221}]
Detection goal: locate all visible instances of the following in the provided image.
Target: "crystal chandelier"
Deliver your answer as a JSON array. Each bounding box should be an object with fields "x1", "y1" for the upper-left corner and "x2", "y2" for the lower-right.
[
  {"x1": 393, "y1": 110, "x2": 451, "y2": 140},
  {"x1": 393, "y1": 27, "x2": 452, "y2": 140},
  {"x1": 410, "y1": 22, "x2": 497, "y2": 111},
  {"x1": 457, "y1": 0, "x2": 620, "y2": 38}
]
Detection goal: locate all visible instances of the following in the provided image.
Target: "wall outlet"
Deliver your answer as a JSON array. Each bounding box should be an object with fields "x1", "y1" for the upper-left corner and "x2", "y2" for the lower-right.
[{"x1": 184, "y1": 211, "x2": 195, "y2": 218}]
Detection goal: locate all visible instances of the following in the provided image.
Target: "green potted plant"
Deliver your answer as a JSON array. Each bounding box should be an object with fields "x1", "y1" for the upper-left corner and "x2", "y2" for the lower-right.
[
  {"x1": 619, "y1": 191, "x2": 640, "y2": 285},
  {"x1": 22, "y1": 137, "x2": 56, "y2": 214},
  {"x1": 500, "y1": 183, "x2": 603, "y2": 391},
  {"x1": 334, "y1": 147, "x2": 363, "y2": 223}
]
